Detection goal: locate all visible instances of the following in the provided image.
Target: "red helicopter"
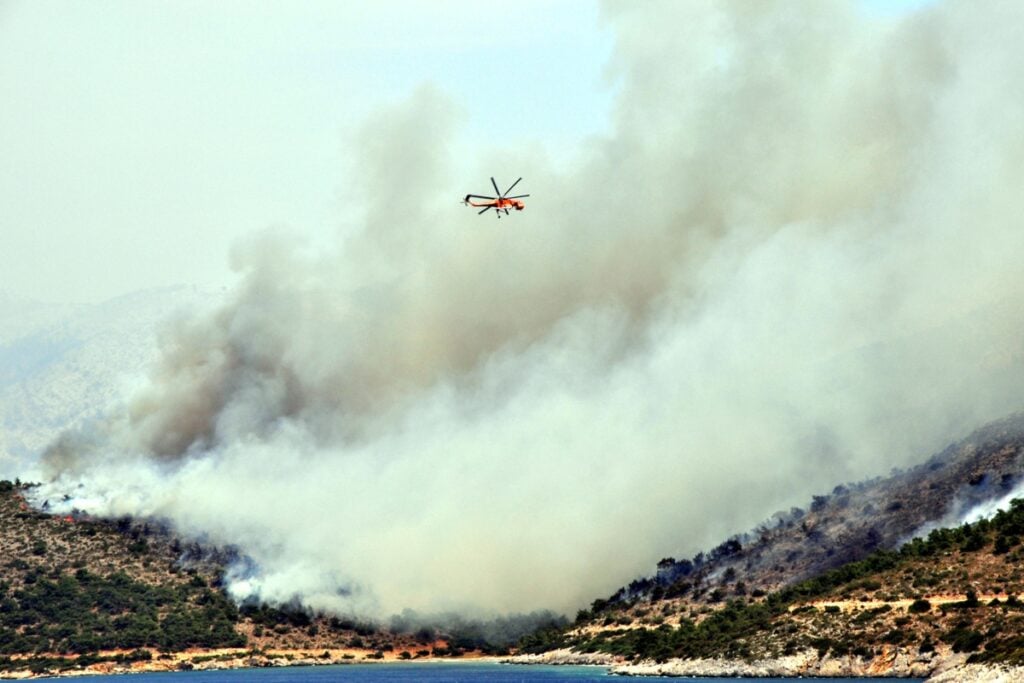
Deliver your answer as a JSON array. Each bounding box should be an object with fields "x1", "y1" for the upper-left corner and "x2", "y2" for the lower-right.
[{"x1": 463, "y1": 177, "x2": 529, "y2": 218}]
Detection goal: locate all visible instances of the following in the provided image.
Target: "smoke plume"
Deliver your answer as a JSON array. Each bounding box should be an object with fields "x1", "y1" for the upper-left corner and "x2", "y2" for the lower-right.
[{"x1": 39, "y1": 0, "x2": 1024, "y2": 618}]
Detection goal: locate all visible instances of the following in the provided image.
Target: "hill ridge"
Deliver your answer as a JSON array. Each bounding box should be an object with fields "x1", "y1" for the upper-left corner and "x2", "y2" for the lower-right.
[{"x1": 603, "y1": 412, "x2": 1024, "y2": 609}]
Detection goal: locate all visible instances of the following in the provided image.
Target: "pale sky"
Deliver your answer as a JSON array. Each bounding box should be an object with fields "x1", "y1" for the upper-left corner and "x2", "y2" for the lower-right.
[
  {"x1": 0, "y1": 1, "x2": 615, "y2": 303},
  {"x1": 1, "y1": 0, "x2": 930, "y2": 304}
]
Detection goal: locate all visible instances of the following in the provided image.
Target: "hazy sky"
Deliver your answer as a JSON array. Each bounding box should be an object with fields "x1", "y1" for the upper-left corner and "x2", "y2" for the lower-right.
[
  {"x1": 0, "y1": 1, "x2": 615, "y2": 303},
  {"x1": 1, "y1": 0, "x2": 928, "y2": 305}
]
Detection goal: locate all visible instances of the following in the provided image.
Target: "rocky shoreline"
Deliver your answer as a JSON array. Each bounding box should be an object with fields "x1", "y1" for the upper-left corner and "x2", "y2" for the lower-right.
[
  {"x1": 508, "y1": 647, "x2": 1024, "y2": 681},
  {"x1": 4, "y1": 647, "x2": 1022, "y2": 680}
]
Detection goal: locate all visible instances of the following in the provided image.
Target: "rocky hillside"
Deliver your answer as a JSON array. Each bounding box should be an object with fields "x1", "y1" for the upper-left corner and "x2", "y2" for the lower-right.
[
  {"x1": 604, "y1": 413, "x2": 1024, "y2": 609},
  {"x1": 0, "y1": 481, "x2": 521, "y2": 677},
  {"x1": 519, "y1": 413, "x2": 1024, "y2": 678},
  {"x1": 7, "y1": 411, "x2": 1024, "y2": 678},
  {"x1": 525, "y1": 495, "x2": 1024, "y2": 677}
]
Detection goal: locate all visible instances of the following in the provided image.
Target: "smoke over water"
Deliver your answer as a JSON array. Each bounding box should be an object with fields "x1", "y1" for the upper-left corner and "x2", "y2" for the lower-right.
[{"x1": 38, "y1": 1, "x2": 1024, "y2": 618}]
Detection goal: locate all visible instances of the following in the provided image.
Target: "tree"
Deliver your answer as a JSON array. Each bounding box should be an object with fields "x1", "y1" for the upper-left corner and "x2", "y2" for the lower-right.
[{"x1": 909, "y1": 599, "x2": 931, "y2": 614}]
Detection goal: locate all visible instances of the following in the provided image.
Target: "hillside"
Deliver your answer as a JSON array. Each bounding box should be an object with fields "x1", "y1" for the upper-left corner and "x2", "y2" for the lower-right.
[
  {"x1": 6, "y1": 412, "x2": 1024, "y2": 679},
  {"x1": 519, "y1": 415, "x2": 1024, "y2": 678},
  {"x1": 0, "y1": 481, "x2": 529, "y2": 677},
  {"x1": 523, "y1": 497, "x2": 1024, "y2": 677},
  {"x1": 604, "y1": 413, "x2": 1024, "y2": 609}
]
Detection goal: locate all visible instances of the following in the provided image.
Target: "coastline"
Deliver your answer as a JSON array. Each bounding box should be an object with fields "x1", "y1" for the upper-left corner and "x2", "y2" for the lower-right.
[
  {"x1": 507, "y1": 647, "x2": 1023, "y2": 681},
  {"x1": 0, "y1": 648, "x2": 504, "y2": 679},
  {"x1": 4, "y1": 644, "x2": 1023, "y2": 680}
]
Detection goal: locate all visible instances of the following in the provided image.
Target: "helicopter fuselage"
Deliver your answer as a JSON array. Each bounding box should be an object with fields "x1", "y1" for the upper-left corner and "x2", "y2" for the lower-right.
[
  {"x1": 464, "y1": 196, "x2": 525, "y2": 211},
  {"x1": 463, "y1": 178, "x2": 529, "y2": 217}
]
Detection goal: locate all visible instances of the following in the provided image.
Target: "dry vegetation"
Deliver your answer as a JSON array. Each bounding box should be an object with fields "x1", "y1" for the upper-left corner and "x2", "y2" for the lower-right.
[
  {"x1": 514, "y1": 417, "x2": 1024, "y2": 673},
  {"x1": 530, "y1": 498, "x2": 1024, "y2": 668},
  {"x1": 0, "y1": 481, "x2": 466, "y2": 676},
  {"x1": 603, "y1": 414, "x2": 1024, "y2": 614}
]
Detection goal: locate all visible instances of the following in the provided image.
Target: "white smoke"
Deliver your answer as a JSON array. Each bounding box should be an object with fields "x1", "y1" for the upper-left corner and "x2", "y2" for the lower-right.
[
  {"x1": 959, "y1": 481, "x2": 1024, "y2": 526},
  {"x1": 37, "y1": 0, "x2": 1024, "y2": 618}
]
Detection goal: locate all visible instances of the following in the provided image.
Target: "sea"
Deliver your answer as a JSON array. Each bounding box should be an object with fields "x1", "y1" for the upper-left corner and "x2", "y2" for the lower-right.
[{"x1": 32, "y1": 662, "x2": 925, "y2": 682}]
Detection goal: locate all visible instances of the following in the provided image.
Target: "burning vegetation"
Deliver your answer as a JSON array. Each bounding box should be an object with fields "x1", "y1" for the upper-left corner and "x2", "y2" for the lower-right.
[
  {"x1": 519, "y1": 416, "x2": 1024, "y2": 674},
  {"x1": 0, "y1": 480, "x2": 560, "y2": 676}
]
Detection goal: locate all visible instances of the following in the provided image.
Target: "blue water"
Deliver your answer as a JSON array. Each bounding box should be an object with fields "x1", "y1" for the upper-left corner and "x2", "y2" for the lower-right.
[{"x1": 34, "y1": 662, "x2": 924, "y2": 682}]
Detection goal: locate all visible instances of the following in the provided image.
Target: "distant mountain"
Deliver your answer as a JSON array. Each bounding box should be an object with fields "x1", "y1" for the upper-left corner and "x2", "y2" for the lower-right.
[{"x1": 0, "y1": 287, "x2": 221, "y2": 478}]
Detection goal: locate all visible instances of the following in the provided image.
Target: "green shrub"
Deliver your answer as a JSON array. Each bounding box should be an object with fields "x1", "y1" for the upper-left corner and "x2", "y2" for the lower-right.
[{"x1": 909, "y1": 599, "x2": 931, "y2": 614}]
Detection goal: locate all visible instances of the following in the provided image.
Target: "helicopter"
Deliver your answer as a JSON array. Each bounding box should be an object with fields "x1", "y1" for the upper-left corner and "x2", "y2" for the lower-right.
[{"x1": 463, "y1": 177, "x2": 529, "y2": 217}]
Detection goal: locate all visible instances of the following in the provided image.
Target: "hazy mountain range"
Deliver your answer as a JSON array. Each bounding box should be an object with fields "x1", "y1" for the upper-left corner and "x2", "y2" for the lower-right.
[{"x1": 0, "y1": 287, "x2": 220, "y2": 479}]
